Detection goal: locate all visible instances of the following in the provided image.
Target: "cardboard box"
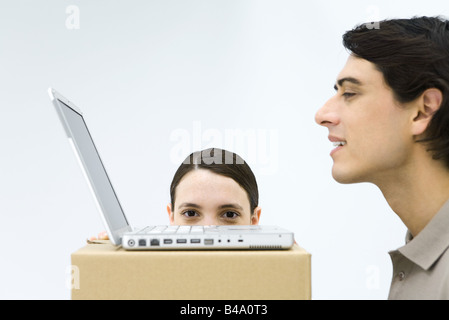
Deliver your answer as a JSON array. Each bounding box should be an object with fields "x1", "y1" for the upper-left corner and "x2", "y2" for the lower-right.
[{"x1": 70, "y1": 241, "x2": 311, "y2": 300}]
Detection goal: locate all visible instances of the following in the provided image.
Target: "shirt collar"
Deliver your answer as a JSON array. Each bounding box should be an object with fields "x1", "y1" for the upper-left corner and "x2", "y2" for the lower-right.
[{"x1": 397, "y1": 198, "x2": 449, "y2": 271}]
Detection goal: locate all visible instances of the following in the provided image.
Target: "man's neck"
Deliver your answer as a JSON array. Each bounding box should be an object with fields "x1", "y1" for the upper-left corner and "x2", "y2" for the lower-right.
[{"x1": 374, "y1": 154, "x2": 449, "y2": 237}]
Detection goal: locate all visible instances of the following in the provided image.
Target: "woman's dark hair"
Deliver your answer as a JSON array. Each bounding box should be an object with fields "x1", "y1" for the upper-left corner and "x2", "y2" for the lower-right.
[
  {"x1": 342, "y1": 16, "x2": 449, "y2": 168},
  {"x1": 170, "y1": 148, "x2": 259, "y2": 214}
]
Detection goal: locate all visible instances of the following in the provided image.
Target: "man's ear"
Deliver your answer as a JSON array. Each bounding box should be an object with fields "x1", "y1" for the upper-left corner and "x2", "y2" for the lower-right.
[{"x1": 412, "y1": 88, "x2": 443, "y2": 136}]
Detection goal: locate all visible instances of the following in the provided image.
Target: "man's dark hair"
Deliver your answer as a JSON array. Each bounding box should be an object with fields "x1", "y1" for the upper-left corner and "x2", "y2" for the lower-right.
[{"x1": 342, "y1": 16, "x2": 449, "y2": 168}]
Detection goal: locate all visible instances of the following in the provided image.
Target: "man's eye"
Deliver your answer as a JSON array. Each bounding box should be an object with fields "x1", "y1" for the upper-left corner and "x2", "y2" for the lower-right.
[
  {"x1": 342, "y1": 92, "x2": 356, "y2": 98},
  {"x1": 222, "y1": 211, "x2": 239, "y2": 219},
  {"x1": 182, "y1": 210, "x2": 199, "y2": 218}
]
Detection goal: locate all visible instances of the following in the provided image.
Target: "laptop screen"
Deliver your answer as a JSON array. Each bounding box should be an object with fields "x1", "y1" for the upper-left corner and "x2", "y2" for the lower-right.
[{"x1": 55, "y1": 98, "x2": 130, "y2": 244}]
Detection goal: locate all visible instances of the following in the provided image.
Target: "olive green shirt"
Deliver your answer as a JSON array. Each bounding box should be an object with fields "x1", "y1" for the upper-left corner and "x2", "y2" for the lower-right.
[{"x1": 388, "y1": 199, "x2": 449, "y2": 300}]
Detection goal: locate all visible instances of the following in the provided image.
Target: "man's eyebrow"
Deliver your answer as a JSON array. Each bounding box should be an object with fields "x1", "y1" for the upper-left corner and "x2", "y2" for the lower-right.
[{"x1": 334, "y1": 77, "x2": 363, "y2": 91}]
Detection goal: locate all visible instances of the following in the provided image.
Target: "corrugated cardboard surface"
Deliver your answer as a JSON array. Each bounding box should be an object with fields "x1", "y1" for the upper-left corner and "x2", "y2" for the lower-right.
[{"x1": 71, "y1": 241, "x2": 311, "y2": 300}]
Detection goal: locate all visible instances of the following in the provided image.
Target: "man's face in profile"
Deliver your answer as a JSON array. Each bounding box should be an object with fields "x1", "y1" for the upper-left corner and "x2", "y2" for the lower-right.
[{"x1": 315, "y1": 55, "x2": 417, "y2": 185}]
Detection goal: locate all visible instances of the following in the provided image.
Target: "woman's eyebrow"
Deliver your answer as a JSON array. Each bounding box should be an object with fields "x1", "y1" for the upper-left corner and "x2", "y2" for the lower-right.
[
  {"x1": 218, "y1": 204, "x2": 243, "y2": 210},
  {"x1": 178, "y1": 203, "x2": 202, "y2": 210},
  {"x1": 177, "y1": 203, "x2": 244, "y2": 210}
]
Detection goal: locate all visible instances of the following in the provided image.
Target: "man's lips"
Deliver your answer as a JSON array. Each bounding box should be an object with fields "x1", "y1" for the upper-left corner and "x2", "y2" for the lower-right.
[
  {"x1": 328, "y1": 135, "x2": 347, "y2": 144},
  {"x1": 328, "y1": 135, "x2": 347, "y2": 155}
]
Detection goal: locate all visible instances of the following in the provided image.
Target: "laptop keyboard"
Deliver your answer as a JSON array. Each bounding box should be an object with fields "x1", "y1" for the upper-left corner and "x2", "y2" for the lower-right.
[{"x1": 135, "y1": 225, "x2": 214, "y2": 235}]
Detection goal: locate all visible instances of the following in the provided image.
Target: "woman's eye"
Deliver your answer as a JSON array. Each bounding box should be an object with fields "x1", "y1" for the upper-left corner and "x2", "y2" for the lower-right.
[
  {"x1": 222, "y1": 211, "x2": 239, "y2": 219},
  {"x1": 182, "y1": 210, "x2": 199, "y2": 218}
]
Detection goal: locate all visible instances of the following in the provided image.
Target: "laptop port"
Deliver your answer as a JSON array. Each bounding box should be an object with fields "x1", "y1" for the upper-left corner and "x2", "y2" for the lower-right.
[
  {"x1": 150, "y1": 239, "x2": 160, "y2": 246},
  {"x1": 138, "y1": 239, "x2": 147, "y2": 247},
  {"x1": 190, "y1": 239, "x2": 201, "y2": 244},
  {"x1": 164, "y1": 239, "x2": 173, "y2": 244},
  {"x1": 127, "y1": 239, "x2": 136, "y2": 247},
  {"x1": 204, "y1": 239, "x2": 214, "y2": 245},
  {"x1": 177, "y1": 239, "x2": 187, "y2": 244}
]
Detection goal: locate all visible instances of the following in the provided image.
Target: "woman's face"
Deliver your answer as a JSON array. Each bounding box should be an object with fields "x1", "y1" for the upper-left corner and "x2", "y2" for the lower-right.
[{"x1": 167, "y1": 169, "x2": 261, "y2": 226}]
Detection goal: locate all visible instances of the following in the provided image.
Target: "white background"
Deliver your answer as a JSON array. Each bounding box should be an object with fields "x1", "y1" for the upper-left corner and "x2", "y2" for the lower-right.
[{"x1": 1, "y1": 0, "x2": 447, "y2": 300}]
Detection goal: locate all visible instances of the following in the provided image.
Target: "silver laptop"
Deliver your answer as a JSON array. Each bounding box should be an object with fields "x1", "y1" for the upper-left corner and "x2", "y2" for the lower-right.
[{"x1": 49, "y1": 88, "x2": 294, "y2": 250}]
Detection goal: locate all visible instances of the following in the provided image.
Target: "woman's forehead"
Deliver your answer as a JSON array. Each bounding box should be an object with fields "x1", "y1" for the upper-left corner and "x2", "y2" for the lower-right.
[{"x1": 174, "y1": 169, "x2": 250, "y2": 210}]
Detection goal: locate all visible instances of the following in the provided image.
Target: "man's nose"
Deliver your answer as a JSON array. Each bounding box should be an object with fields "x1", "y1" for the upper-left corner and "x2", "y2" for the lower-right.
[{"x1": 315, "y1": 96, "x2": 340, "y2": 127}]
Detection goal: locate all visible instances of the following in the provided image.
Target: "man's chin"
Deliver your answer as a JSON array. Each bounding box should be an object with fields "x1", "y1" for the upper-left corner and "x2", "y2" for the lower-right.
[{"x1": 332, "y1": 167, "x2": 365, "y2": 184}]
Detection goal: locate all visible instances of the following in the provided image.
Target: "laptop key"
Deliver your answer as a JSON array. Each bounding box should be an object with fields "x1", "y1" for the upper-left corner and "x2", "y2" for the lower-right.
[
  {"x1": 147, "y1": 226, "x2": 167, "y2": 234},
  {"x1": 136, "y1": 226, "x2": 152, "y2": 235},
  {"x1": 191, "y1": 226, "x2": 204, "y2": 234},
  {"x1": 177, "y1": 226, "x2": 191, "y2": 234}
]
